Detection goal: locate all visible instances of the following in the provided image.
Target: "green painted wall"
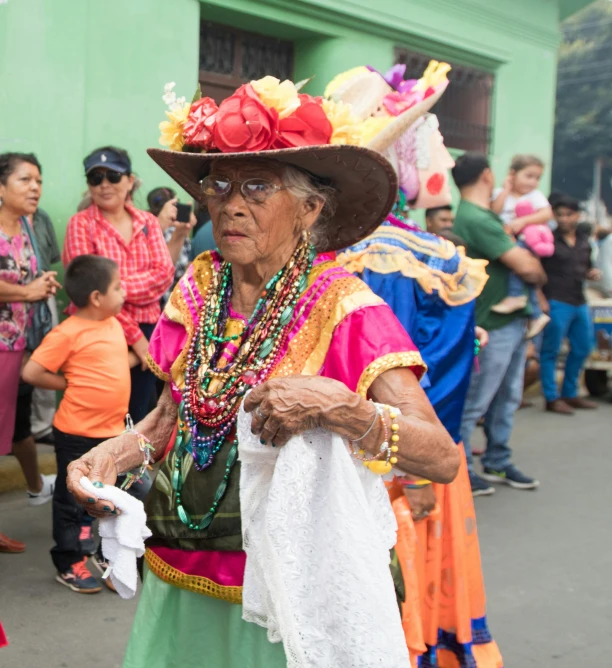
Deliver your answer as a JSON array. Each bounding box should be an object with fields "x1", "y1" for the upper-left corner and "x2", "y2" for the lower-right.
[
  {"x1": 0, "y1": 0, "x2": 589, "y2": 248},
  {"x1": 0, "y1": 0, "x2": 200, "y2": 254}
]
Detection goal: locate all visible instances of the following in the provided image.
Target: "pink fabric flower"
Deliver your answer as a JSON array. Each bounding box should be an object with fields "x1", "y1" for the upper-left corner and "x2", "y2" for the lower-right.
[
  {"x1": 213, "y1": 84, "x2": 278, "y2": 153},
  {"x1": 183, "y1": 97, "x2": 219, "y2": 150},
  {"x1": 274, "y1": 94, "x2": 333, "y2": 148}
]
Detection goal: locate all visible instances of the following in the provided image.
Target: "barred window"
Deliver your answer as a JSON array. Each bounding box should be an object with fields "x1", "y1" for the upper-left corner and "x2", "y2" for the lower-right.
[
  {"x1": 199, "y1": 22, "x2": 293, "y2": 103},
  {"x1": 395, "y1": 48, "x2": 494, "y2": 154}
]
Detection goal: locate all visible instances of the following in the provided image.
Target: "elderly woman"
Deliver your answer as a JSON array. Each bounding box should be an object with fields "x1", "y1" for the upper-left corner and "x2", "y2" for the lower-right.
[
  {"x1": 0, "y1": 153, "x2": 60, "y2": 548},
  {"x1": 67, "y1": 80, "x2": 458, "y2": 667},
  {"x1": 62, "y1": 146, "x2": 175, "y2": 422}
]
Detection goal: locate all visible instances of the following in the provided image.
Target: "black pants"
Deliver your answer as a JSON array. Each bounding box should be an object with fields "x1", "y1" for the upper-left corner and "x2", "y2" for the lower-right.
[
  {"x1": 51, "y1": 428, "x2": 105, "y2": 573},
  {"x1": 128, "y1": 323, "x2": 157, "y2": 424},
  {"x1": 51, "y1": 428, "x2": 153, "y2": 573}
]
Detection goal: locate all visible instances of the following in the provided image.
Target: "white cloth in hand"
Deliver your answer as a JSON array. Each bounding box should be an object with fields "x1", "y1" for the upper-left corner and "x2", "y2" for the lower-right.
[
  {"x1": 237, "y1": 406, "x2": 410, "y2": 668},
  {"x1": 80, "y1": 476, "x2": 152, "y2": 599}
]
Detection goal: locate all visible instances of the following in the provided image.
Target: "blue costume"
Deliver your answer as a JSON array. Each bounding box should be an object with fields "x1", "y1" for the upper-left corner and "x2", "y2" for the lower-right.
[{"x1": 338, "y1": 220, "x2": 501, "y2": 668}]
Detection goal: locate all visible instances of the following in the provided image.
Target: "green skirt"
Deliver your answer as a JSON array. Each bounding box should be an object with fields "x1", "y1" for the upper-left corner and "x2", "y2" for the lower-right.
[{"x1": 123, "y1": 567, "x2": 287, "y2": 668}]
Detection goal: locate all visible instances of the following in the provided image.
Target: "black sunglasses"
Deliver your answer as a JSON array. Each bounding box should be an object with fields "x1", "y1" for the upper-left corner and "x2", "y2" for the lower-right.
[{"x1": 86, "y1": 170, "x2": 125, "y2": 186}]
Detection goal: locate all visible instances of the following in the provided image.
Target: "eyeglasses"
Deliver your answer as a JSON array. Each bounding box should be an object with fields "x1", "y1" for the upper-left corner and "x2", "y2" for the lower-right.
[
  {"x1": 200, "y1": 175, "x2": 286, "y2": 203},
  {"x1": 87, "y1": 170, "x2": 125, "y2": 187}
]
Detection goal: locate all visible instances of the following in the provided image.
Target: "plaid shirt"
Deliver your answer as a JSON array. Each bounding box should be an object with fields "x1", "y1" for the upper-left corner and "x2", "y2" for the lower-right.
[{"x1": 62, "y1": 204, "x2": 174, "y2": 345}]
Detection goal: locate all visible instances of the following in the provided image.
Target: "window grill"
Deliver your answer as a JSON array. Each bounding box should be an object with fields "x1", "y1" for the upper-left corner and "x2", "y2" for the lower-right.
[{"x1": 199, "y1": 22, "x2": 293, "y2": 103}]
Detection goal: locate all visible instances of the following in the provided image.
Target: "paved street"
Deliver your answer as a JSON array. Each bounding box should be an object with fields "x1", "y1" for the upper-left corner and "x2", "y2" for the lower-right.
[{"x1": 1, "y1": 400, "x2": 611, "y2": 667}]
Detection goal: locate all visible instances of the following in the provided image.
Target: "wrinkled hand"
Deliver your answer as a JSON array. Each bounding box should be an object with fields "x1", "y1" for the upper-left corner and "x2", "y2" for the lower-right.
[
  {"x1": 475, "y1": 326, "x2": 489, "y2": 350},
  {"x1": 157, "y1": 197, "x2": 178, "y2": 232},
  {"x1": 244, "y1": 375, "x2": 356, "y2": 446},
  {"x1": 403, "y1": 484, "x2": 436, "y2": 522},
  {"x1": 67, "y1": 445, "x2": 120, "y2": 518}
]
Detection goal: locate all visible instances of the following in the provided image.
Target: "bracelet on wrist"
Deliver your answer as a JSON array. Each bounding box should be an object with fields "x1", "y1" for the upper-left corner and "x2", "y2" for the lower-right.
[
  {"x1": 119, "y1": 414, "x2": 154, "y2": 491},
  {"x1": 398, "y1": 477, "x2": 432, "y2": 490},
  {"x1": 349, "y1": 404, "x2": 401, "y2": 475}
]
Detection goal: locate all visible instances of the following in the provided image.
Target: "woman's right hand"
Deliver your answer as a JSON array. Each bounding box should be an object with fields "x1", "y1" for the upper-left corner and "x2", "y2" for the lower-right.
[
  {"x1": 25, "y1": 271, "x2": 61, "y2": 301},
  {"x1": 67, "y1": 445, "x2": 120, "y2": 518},
  {"x1": 157, "y1": 198, "x2": 178, "y2": 232}
]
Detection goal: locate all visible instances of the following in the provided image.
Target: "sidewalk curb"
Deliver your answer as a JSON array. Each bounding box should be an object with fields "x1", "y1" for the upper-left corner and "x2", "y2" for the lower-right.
[{"x1": 0, "y1": 453, "x2": 57, "y2": 495}]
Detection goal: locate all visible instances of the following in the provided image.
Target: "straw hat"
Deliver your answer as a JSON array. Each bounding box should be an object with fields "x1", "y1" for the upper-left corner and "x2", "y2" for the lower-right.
[
  {"x1": 148, "y1": 144, "x2": 397, "y2": 253},
  {"x1": 148, "y1": 77, "x2": 403, "y2": 252}
]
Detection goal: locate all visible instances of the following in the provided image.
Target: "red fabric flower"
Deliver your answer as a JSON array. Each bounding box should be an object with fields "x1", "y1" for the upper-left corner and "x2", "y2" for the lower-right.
[
  {"x1": 274, "y1": 94, "x2": 333, "y2": 148},
  {"x1": 183, "y1": 97, "x2": 219, "y2": 149},
  {"x1": 213, "y1": 84, "x2": 278, "y2": 153}
]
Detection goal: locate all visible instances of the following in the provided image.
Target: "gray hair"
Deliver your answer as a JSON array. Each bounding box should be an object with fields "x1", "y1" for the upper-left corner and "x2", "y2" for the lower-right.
[{"x1": 280, "y1": 164, "x2": 337, "y2": 250}]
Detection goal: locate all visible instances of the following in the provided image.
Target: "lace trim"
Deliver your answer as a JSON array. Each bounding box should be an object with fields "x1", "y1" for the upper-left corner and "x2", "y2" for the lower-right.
[
  {"x1": 145, "y1": 548, "x2": 243, "y2": 604},
  {"x1": 357, "y1": 351, "x2": 427, "y2": 397},
  {"x1": 146, "y1": 353, "x2": 170, "y2": 382}
]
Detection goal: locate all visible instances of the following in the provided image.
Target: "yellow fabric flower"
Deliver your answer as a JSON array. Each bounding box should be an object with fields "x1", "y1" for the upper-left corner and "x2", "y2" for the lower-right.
[
  {"x1": 415, "y1": 60, "x2": 451, "y2": 91},
  {"x1": 322, "y1": 99, "x2": 363, "y2": 146},
  {"x1": 251, "y1": 76, "x2": 300, "y2": 119},
  {"x1": 323, "y1": 66, "x2": 370, "y2": 99},
  {"x1": 358, "y1": 116, "x2": 394, "y2": 146},
  {"x1": 159, "y1": 103, "x2": 191, "y2": 152}
]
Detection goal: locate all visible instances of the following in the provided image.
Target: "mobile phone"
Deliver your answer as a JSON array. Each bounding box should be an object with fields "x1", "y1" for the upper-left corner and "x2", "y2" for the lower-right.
[{"x1": 176, "y1": 202, "x2": 192, "y2": 223}]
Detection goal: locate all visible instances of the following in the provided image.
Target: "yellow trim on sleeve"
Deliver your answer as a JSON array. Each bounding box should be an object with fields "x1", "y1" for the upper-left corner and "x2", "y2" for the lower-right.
[{"x1": 356, "y1": 351, "x2": 427, "y2": 398}]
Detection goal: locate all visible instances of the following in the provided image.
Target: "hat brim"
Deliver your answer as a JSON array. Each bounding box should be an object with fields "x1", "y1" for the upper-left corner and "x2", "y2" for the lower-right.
[{"x1": 147, "y1": 145, "x2": 398, "y2": 252}]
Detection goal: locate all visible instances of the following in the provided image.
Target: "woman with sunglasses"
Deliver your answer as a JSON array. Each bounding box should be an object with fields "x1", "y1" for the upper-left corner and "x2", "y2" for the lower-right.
[
  {"x1": 0, "y1": 152, "x2": 61, "y2": 552},
  {"x1": 62, "y1": 146, "x2": 174, "y2": 422}
]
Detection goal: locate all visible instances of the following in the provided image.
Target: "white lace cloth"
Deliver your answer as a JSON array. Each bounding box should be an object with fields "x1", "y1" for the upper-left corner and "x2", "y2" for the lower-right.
[{"x1": 237, "y1": 406, "x2": 411, "y2": 668}]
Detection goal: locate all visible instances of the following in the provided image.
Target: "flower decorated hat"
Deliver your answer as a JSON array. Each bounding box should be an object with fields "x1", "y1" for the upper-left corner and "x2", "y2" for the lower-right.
[
  {"x1": 148, "y1": 72, "x2": 443, "y2": 251},
  {"x1": 324, "y1": 61, "x2": 454, "y2": 209}
]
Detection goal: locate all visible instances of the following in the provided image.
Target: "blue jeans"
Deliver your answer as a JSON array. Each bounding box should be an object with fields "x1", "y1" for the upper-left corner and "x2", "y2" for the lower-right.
[
  {"x1": 540, "y1": 300, "x2": 595, "y2": 401},
  {"x1": 460, "y1": 318, "x2": 528, "y2": 472},
  {"x1": 507, "y1": 239, "x2": 541, "y2": 318}
]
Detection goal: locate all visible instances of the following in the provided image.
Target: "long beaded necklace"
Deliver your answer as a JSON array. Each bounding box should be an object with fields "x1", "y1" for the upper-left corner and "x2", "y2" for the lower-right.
[{"x1": 172, "y1": 234, "x2": 316, "y2": 531}]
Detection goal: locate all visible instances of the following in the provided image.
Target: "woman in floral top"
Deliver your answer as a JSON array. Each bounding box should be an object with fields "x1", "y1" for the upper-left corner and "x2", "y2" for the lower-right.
[{"x1": 0, "y1": 152, "x2": 60, "y2": 552}]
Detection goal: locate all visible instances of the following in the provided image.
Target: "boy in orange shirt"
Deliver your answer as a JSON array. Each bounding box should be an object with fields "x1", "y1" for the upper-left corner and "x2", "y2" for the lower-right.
[{"x1": 23, "y1": 255, "x2": 136, "y2": 593}]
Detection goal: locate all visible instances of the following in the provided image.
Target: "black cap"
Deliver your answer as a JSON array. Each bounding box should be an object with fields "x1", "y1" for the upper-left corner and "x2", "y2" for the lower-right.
[{"x1": 84, "y1": 148, "x2": 131, "y2": 175}]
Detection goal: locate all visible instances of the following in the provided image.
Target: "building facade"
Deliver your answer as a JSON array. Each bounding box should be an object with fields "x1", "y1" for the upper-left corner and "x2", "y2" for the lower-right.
[{"x1": 0, "y1": 0, "x2": 592, "y2": 248}]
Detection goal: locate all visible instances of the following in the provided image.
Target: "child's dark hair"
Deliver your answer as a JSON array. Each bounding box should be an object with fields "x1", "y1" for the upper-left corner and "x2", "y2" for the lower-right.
[
  {"x1": 451, "y1": 152, "x2": 490, "y2": 189},
  {"x1": 0, "y1": 152, "x2": 42, "y2": 185},
  {"x1": 510, "y1": 154, "x2": 544, "y2": 173},
  {"x1": 65, "y1": 255, "x2": 118, "y2": 307},
  {"x1": 551, "y1": 194, "x2": 580, "y2": 213}
]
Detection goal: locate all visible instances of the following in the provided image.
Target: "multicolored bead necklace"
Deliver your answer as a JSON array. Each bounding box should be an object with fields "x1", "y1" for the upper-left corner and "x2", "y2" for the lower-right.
[{"x1": 173, "y1": 234, "x2": 316, "y2": 531}]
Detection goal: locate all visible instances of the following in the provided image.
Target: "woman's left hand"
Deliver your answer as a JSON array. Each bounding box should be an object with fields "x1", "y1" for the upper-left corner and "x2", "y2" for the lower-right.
[{"x1": 244, "y1": 376, "x2": 367, "y2": 447}]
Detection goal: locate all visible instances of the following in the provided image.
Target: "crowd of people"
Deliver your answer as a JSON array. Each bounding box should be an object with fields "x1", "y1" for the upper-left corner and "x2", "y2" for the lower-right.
[{"x1": 0, "y1": 59, "x2": 608, "y2": 667}]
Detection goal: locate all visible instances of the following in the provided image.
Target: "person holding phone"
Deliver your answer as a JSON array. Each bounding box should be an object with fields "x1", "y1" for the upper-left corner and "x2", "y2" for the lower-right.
[
  {"x1": 63, "y1": 147, "x2": 175, "y2": 423},
  {"x1": 147, "y1": 187, "x2": 196, "y2": 307}
]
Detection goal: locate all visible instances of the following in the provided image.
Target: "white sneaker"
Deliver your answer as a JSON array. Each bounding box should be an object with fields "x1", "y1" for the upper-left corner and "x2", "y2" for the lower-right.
[{"x1": 27, "y1": 474, "x2": 56, "y2": 506}]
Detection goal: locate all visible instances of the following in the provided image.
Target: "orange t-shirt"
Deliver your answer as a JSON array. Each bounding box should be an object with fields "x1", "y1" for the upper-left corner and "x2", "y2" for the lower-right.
[{"x1": 31, "y1": 315, "x2": 131, "y2": 438}]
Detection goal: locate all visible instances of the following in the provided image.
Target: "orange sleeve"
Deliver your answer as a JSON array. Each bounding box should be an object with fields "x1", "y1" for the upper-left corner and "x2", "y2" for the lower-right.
[{"x1": 30, "y1": 327, "x2": 71, "y2": 373}]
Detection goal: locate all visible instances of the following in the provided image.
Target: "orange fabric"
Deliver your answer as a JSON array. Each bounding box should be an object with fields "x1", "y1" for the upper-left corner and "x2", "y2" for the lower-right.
[
  {"x1": 31, "y1": 315, "x2": 130, "y2": 438},
  {"x1": 390, "y1": 445, "x2": 503, "y2": 667}
]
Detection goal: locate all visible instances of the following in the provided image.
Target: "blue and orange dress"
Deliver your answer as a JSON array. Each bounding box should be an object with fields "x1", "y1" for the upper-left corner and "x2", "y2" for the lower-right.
[{"x1": 339, "y1": 218, "x2": 503, "y2": 668}]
